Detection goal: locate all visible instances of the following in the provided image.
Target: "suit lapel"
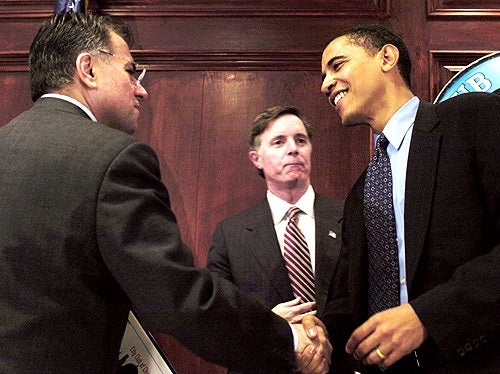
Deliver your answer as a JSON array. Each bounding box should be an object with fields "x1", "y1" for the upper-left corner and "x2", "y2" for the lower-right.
[
  {"x1": 314, "y1": 195, "x2": 343, "y2": 313},
  {"x1": 244, "y1": 200, "x2": 294, "y2": 301},
  {"x1": 404, "y1": 101, "x2": 441, "y2": 291}
]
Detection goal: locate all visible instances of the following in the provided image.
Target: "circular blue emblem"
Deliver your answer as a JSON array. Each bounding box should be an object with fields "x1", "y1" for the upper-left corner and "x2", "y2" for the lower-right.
[{"x1": 434, "y1": 52, "x2": 500, "y2": 103}]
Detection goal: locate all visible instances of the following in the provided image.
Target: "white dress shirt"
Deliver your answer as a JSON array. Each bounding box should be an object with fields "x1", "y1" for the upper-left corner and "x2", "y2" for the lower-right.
[{"x1": 267, "y1": 184, "x2": 316, "y2": 273}]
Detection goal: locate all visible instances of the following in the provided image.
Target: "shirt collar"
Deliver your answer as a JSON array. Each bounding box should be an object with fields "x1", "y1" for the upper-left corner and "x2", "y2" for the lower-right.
[
  {"x1": 41, "y1": 93, "x2": 97, "y2": 122},
  {"x1": 267, "y1": 184, "x2": 315, "y2": 225},
  {"x1": 378, "y1": 96, "x2": 419, "y2": 151}
]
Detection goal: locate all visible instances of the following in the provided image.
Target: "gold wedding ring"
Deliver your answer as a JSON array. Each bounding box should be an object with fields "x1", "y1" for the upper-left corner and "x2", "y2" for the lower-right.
[{"x1": 376, "y1": 347, "x2": 386, "y2": 360}]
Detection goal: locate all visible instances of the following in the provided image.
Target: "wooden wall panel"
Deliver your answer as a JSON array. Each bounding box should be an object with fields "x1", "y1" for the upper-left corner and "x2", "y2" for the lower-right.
[
  {"x1": 97, "y1": 0, "x2": 389, "y2": 16},
  {"x1": 0, "y1": 52, "x2": 32, "y2": 126},
  {"x1": 429, "y1": 51, "x2": 496, "y2": 101},
  {"x1": 427, "y1": 0, "x2": 500, "y2": 17},
  {"x1": 0, "y1": 0, "x2": 498, "y2": 373},
  {"x1": 133, "y1": 70, "x2": 205, "y2": 248}
]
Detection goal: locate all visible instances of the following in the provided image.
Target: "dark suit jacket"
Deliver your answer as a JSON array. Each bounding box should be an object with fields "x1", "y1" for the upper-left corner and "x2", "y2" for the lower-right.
[
  {"x1": 207, "y1": 195, "x2": 344, "y2": 320},
  {"x1": 0, "y1": 98, "x2": 296, "y2": 373},
  {"x1": 323, "y1": 92, "x2": 500, "y2": 373}
]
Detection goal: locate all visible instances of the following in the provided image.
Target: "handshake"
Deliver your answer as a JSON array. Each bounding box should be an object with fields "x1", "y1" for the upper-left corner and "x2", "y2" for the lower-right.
[
  {"x1": 293, "y1": 314, "x2": 332, "y2": 374},
  {"x1": 273, "y1": 298, "x2": 331, "y2": 373}
]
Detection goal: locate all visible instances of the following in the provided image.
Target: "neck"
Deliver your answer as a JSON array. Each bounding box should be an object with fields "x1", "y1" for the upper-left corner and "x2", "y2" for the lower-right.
[
  {"x1": 268, "y1": 182, "x2": 309, "y2": 204},
  {"x1": 372, "y1": 86, "x2": 414, "y2": 134}
]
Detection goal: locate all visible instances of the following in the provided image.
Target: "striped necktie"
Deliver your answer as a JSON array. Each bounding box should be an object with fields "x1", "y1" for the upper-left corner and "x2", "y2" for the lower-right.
[{"x1": 283, "y1": 206, "x2": 315, "y2": 303}]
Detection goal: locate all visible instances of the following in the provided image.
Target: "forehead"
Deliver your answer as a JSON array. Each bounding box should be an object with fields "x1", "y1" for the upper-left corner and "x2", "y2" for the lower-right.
[
  {"x1": 109, "y1": 31, "x2": 133, "y2": 60},
  {"x1": 321, "y1": 36, "x2": 363, "y2": 68},
  {"x1": 262, "y1": 114, "x2": 307, "y2": 137}
]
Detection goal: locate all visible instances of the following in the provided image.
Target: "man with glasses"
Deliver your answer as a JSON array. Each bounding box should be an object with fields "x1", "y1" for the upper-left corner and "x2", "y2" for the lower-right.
[{"x1": 0, "y1": 13, "x2": 331, "y2": 373}]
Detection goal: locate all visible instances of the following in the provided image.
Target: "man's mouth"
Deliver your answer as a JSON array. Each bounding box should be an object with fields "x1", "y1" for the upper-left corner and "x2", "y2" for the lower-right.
[
  {"x1": 286, "y1": 162, "x2": 304, "y2": 168},
  {"x1": 332, "y1": 90, "x2": 347, "y2": 107}
]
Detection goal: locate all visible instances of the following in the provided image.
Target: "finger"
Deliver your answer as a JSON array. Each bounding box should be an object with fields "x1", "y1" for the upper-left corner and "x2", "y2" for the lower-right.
[
  {"x1": 291, "y1": 302, "x2": 316, "y2": 315},
  {"x1": 296, "y1": 344, "x2": 315, "y2": 362},
  {"x1": 300, "y1": 310, "x2": 317, "y2": 317},
  {"x1": 345, "y1": 318, "x2": 376, "y2": 354},
  {"x1": 289, "y1": 314, "x2": 304, "y2": 324},
  {"x1": 280, "y1": 297, "x2": 302, "y2": 308},
  {"x1": 363, "y1": 345, "x2": 392, "y2": 367},
  {"x1": 350, "y1": 326, "x2": 379, "y2": 361},
  {"x1": 301, "y1": 315, "x2": 319, "y2": 339},
  {"x1": 299, "y1": 301, "x2": 316, "y2": 311},
  {"x1": 305, "y1": 354, "x2": 328, "y2": 374}
]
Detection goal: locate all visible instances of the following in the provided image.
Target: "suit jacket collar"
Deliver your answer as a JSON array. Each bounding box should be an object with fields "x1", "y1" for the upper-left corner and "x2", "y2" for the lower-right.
[
  {"x1": 404, "y1": 100, "x2": 441, "y2": 290},
  {"x1": 243, "y1": 199, "x2": 294, "y2": 301},
  {"x1": 34, "y1": 97, "x2": 93, "y2": 120}
]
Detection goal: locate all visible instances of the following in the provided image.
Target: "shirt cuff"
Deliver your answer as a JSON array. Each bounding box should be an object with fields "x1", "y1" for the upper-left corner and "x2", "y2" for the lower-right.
[{"x1": 289, "y1": 323, "x2": 299, "y2": 351}]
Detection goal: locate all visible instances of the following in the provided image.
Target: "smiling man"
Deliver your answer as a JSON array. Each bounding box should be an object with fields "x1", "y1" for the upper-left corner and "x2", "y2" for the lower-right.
[
  {"x1": 319, "y1": 24, "x2": 500, "y2": 373},
  {"x1": 207, "y1": 106, "x2": 344, "y2": 374}
]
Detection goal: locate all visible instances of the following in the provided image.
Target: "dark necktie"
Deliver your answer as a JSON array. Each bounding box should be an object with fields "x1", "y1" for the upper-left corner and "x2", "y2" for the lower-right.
[
  {"x1": 364, "y1": 134, "x2": 400, "y2": 315},
  {"x1": 283, "y1": 207, "x2": 315, "y2": 303}
]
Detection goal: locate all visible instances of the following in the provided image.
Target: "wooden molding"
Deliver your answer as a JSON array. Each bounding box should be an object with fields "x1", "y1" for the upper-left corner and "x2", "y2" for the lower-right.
[
  {"x1": 0, "y1": 52, "x2": 28, "y2": 71},
  {"x1": 132, "y1": 50, "x2": 322, "y2": 71},
  {"x1": 0, "y1": 49, "x2": 323, "y2": 72},
  {"x1": 427, "y1": 0, "x2": 500, "y2": 18},
  {"x1": 429, "y1": 50, "x2": 496, "y2": 101},
  {"x1": 0, "y1": 1, "x2": 52, "y2": 18},
  {"x1": 0, "y1": 0, "x2": 390, "y2": 18}
]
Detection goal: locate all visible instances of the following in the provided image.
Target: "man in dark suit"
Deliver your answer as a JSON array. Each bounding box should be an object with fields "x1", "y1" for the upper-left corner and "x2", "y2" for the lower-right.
[
  {"x1": 208, "y1": 106, "x2": 343, "y2": 372},
  {"x1": 0, "y1": 13, "x2": 330, "y2": 373},
  {"x1": 320, "y1": 24, "x2": 499, "y2": 373}
]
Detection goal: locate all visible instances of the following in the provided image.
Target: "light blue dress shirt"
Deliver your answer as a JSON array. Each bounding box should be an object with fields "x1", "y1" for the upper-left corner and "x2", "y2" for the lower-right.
[{"x1": 375, "y1": 96, "x2": 420, "y2": 304}]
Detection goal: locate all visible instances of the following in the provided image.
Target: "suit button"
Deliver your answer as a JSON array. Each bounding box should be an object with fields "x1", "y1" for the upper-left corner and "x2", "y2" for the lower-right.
[{"x1": 457, "y1": 348, "x2": 466, "y2": 357}]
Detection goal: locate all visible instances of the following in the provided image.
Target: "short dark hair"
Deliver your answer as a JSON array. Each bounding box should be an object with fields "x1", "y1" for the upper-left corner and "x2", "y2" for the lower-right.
[
  {"x1": 29, "y1": 13, "x2": 133, "y2": 102},
  {"x1": 332, "y1": 24, "x2": 412, "y2": 89},
  {"x1": 249, "y1": 106, "x2": 312, "y2": 178}
]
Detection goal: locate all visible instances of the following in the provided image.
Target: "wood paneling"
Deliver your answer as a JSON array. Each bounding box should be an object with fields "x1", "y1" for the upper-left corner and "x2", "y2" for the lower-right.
[
  {"x1": 429, "y1": 51, "x2": 496, "y2": 101},
  {"x1": 97, "y1": 0, "x2": 390, "y2": 17},
  {"x1": 427, "y1": 0, "x2": 500, "y2": 17},
  {"x1": 0, "y1": 0, "x2": 498, "y2": 373}
]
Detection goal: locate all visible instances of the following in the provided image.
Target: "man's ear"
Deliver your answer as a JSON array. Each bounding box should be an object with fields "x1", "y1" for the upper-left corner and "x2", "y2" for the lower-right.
[
  {"x1": 379, "y1": 44, "x2": 399, "y2": 73},
  {"x1": 75, "y1": 52, "x2": 97, "y2": 88},
  {"x1": 248, "y1": 150, "x2": 261, "y2": 169}
]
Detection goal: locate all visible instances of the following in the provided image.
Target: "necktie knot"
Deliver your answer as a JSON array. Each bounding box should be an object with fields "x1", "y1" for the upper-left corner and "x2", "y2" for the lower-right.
[
  {"x1": 376, "y1": 133, "x2": 389, "y2": 151},
  {"x1": 286, "y1": 206, "x2": 301, "y2": 222}
]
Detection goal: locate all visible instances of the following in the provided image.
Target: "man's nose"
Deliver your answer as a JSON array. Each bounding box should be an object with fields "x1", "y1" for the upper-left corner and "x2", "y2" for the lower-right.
[
  {"x1": 287, "y1": 140, "x2": 299, "y2": 154},
  {"x1": 135, "y1": 84, "x2": 149, "y2": 100},
  {"x1": 321, "y1": 75, "x2": 335, "y2": 96}
]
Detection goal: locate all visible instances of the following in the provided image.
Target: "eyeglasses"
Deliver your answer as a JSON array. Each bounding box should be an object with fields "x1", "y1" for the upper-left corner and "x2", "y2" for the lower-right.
[{"x1": 94, "y1": 50, "x2": 146, "y2": 87}]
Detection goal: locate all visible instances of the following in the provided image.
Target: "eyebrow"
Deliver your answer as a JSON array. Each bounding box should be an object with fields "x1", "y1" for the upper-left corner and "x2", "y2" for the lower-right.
[
  {"x1": 97, "y1": 50, "x2": 138, "y2": 74},
  {"x1": 322, "y1": 55, "x2": 347, "y2": 79},
  {"x1": 325, "y1": 55, "x2": 346, "y2": 68}
]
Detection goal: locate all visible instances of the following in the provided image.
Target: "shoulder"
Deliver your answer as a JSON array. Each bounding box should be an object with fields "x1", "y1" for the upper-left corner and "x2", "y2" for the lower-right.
[
  {"x1": 217, "y1": 199, "x2": 270, "y2": 228},
  {"x1": 314, "y1": 194, "x2": 344, "y2": 220},
  {"x1": 435, "y1": 92, "x2": 500, "y2": 118},
  {"x1": 415, "y1": 93, "x2": 500, "y2": 135}
]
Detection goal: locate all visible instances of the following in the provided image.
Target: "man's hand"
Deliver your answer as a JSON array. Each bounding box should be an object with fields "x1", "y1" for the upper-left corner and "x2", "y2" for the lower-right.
[
  {"x1": 272, "y1": 297, "x2": 316, "y2": 323},
  {"x1": 345, "y1": 303, "x2": 429, "y2": 368},
  {"x1": 293, "y1": 315, "x2": 332, "y2": 373}
]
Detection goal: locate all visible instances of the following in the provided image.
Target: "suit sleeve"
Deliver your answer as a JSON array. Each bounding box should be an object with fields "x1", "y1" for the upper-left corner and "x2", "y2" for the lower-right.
[{"x1": 95, "y1": 141, "x2": 296, "y2": 372}]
